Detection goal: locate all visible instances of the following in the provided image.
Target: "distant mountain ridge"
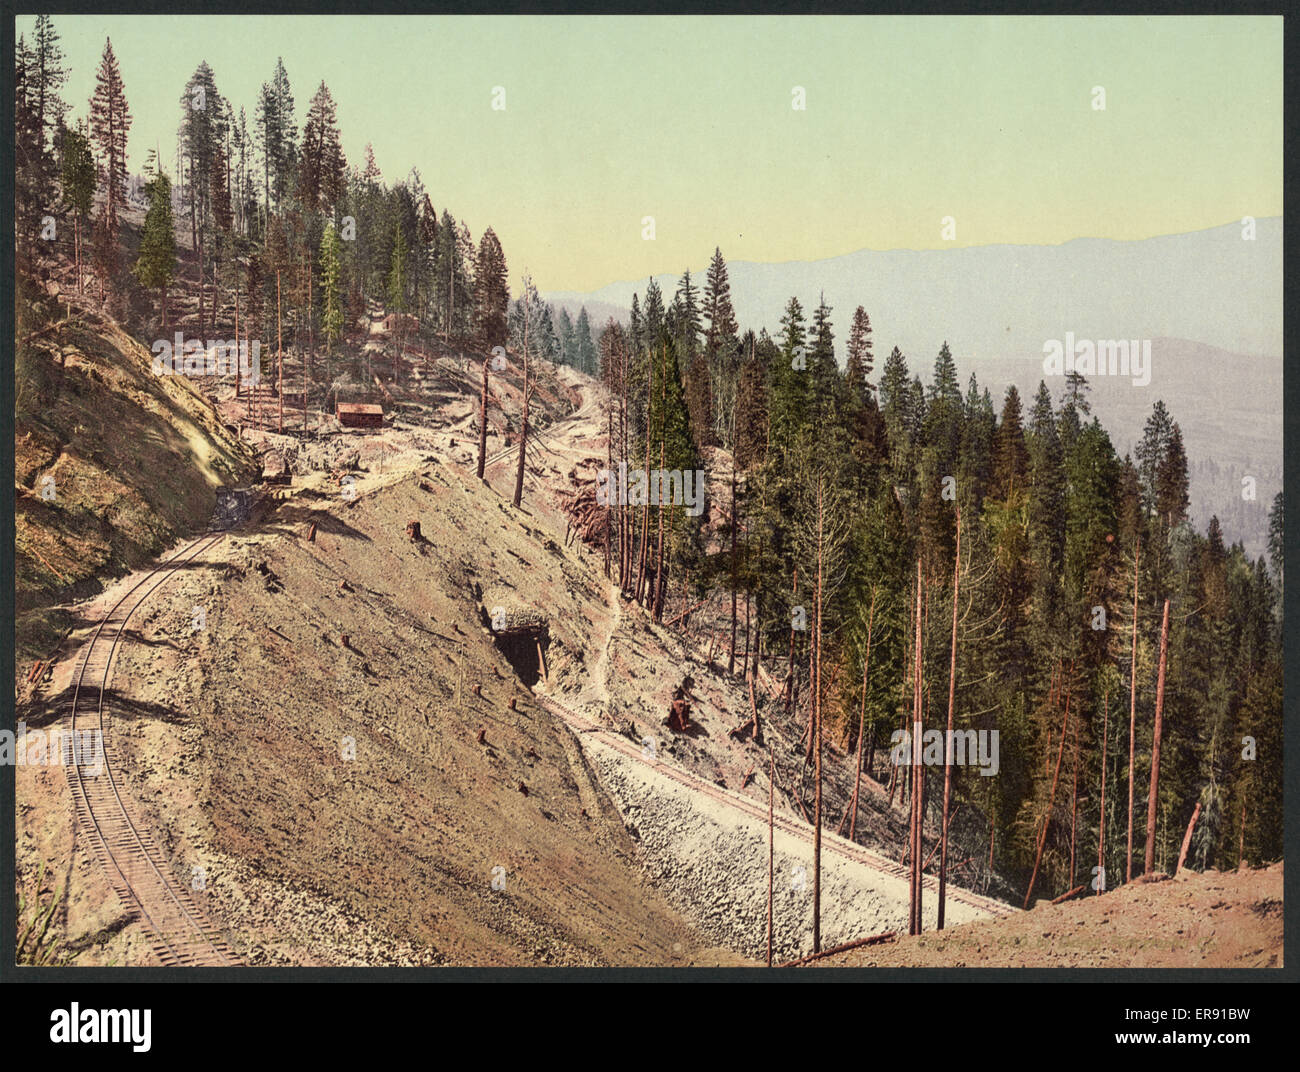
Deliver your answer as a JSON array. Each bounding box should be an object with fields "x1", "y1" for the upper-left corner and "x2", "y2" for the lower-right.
[
  {"x1": 543, "y1": 218, "x2": 1282, "y2": 364},
  {"x1": 544, "y1": 220, "x2": 1282, "y2": 559}
]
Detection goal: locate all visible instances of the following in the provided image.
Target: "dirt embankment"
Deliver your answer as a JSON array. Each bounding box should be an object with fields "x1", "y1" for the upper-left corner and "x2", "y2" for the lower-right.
[
  {"x1": 820, "y1": 863, "x2": 1283, "y2": 968},
  {"x1": 15, "y1": 308, "x2": 257, "y2": 664},
  {"x1": 21, "y1": 447, "x2": 749, "y2": 966}
]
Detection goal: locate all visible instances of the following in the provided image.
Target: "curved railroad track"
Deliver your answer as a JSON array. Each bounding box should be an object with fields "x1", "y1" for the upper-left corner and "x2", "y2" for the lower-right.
[
  {"x1": 537, "y1": 693, "x2": 1017, "y2": 921},
  {"x1": 64, "y1": 532, "x2": 241, "y2": 967}
]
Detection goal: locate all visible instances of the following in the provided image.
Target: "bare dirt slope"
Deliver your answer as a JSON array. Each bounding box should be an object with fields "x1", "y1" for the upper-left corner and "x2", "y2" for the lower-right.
[
  {"x1": 20, "y1": 443, "x2": 749, "y2": 966},
  {"x1": 16, "y1": 303, "x2": 257, "y2": 663},
  {"x1": 821, "y1": 863, "x2": 1283, "y2": 968}
]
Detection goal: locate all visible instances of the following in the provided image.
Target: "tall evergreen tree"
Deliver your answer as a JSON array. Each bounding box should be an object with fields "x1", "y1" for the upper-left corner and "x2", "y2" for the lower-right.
[
  {"x1": 133, "y1": 160, "x2": 176, "y2": 327},
  {"x1": 298, "y1": 81, "x2": 347, "y2": 214},
  {"x1": 845, "y1": 306, "x2": 874, "y2": 398},
  {"x1": 473, "y1": 227, "x2": 509, "y2": 349},
  {"x1": 703, "y1": 247, "x2": 738, "y2": 358},
  {"x1": 89, "y1": 37, "x2": 131, "y2": 234}
]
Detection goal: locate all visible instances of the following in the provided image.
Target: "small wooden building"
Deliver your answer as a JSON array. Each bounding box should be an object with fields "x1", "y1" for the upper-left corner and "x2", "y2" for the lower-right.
[{"x1": 337, "y1": 402, "x2": 384, "y2": 429}]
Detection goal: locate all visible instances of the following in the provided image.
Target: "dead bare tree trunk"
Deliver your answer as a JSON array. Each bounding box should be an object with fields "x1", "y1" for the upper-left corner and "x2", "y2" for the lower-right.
[
  {"x1": 651, "y1": 346, "x2": 668, "y2": 621},
  {"x1": 1024, "y1": 679, "x2": 1072, "y2": 908},
  {"x1": 909, "y1": 560, "x2": 924, "y2": 935},
  {"x1": 304, "y1": 252, "x2": 311, "y2": 432},
  {"x1": 1098, "y1": 688, "x2": 1108, "y2": 894},
  {"x1": 812, "y1": 480, "x2": 825, "y2": 954},
  {"x1": 1144, "y1": 597, "x2": 1171, "y2": 875},
  {"x1": 634, "y1": 357, "x2": 653, "y2": 604},
  {"x1": 476, "y1": 357, "x2": 490, "y2": 479},
  {"x1": 767, "y1": 745, "x2": 775, "y2": 967},
  {"x1": 785, "y1": 568, "x2": 799, "y2": 720},
  {"x1": 605, "y1": 399, "x2": 613, "y2": 578},
  {"x1": 277, "y1": 269, "x2": 283, "y2": 433},
  {"x1": 742, "y1": 571, "x2": 752, "y2": 679},
  {"x1": 1175, "y1": 801, "x2": 1200, "y2": 875},
  {"x1": 1069, "y1": 716, "x2": 1080, "y2": 887},
  {"x1": 848, "y1": 588, "x2": 876, "y2": 842},
  {"x1": 512, "y1": 305, "x2": 531, "y2": 509},
  {"x1": 938, "y1": 508, "x2": 961, "y2": 930},
  {"x1": 729, "y1": 458, "x2": 739, "y2": 675},
  {"x1": 889, "y1": 582, "x2": 910, "y2": 809},
  {"x1": 1126, "y1": 538, "x2": 1140, "y2": 883}
]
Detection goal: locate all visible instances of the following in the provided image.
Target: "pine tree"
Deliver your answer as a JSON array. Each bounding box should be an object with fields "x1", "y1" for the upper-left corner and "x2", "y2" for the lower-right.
[
  {"x1": 319, "y1": 222, "x2": 343, "y2": 356},
  {"x1": 807, "y1": 295, "x2": 842, "y2": 448},
  {"x1": 991, "y1": 385, "x2": 1029, "y2": 500},
  {"x1": 133, "y1": 162, "x2": 176, "y2": 327},
  {"x1": 628, "y1": 292, "x2": 644, "y2": 356},
  {"x1": 845, "y1": 306, "x2": 874, "y2": 398},
  {"x1": 15, "y1": 35, "x2": 43, "y2": 265},
  {"x1": 89, "y1": 37, "x2": 131, "y2": 235},
  {"x1": 28, "y1": 16, "x2": 69, "y2": 190},
  {"x1": 703, "y1": 247, "x2": 738, "y2": 359},
  {"x1": 574, "y1": 307, "x2": 598, "y2": 376},
  {"x1": 256, "y1": 58, "x2": 296, "y2": 215},
  {"x1": 178, "y1": 62, "x2": 227, "y2": 252},
  {"x1": 674, "y1": 269, "x2": 702, "y2": 368},
  {"x1": 59, "y1": 122, "x2": 95, "y2": 295},
  {"x1": 474, "y1": 227, "x2": 509, "y2": 349},
  {"x1": 1136, "y1": 400, "x2": 1174, "y2": 520},
  {"x1": 298, "y1": 81, "x2": 347, "y2": 214},
  {"x1": 1155, "y1": 422, "x2": 1190, "y2": 531}
]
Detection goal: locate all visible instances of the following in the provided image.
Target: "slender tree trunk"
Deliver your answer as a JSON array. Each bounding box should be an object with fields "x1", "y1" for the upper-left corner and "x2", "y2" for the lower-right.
[
  {"x1": 652, "y1": 346, "x2": 668, "y2": 620},
  {"x1": 889, "y1": 581, "x2": 910, "y2": 809},
  {"x1": 812, "y1": 481, "x2": 825, "y2": 953},
  {"x1": 303, "y1": 255, "x2": 310, "y2": 431},
  {"x1": 1098, "y1": 688, "x2": 1108, "y2": 894},
  {"x1": 1127, "y1": 538, "x2": 1141, "y2": 883},
  {"x1": 785, "y1": 568, "x2": 799, "y2": 719},
  {"x1": 1024, "y1": 680, "x2": 1072, "y2": 907},
  {"x1": 1176, "y1": 802, "x2": 1200, "y2": 875},
  {"x1": 198, "y1": 236, "x2": 206, "y2": 340},
  {"x1": 939, "y1": 509, "x2": 961, "y2": 930},
  {"x1": 767, "y1": 745, "x2": 775, "y2": 968},
  {"x1": 909, "y1": 560, "x2": 924, "y2": 934},
  {"x1": 307, "y1": 250, "x2": 313, "y2": 429},
  {"x1": 233, "y1": 285, "x2": 239, "y2": 398},
  {"x1": 729, "y1": 459, "x2": 739, "y2": 675},
  {"x1": 743, "y1": 566, "x2": 752, "y2": 675},
  {"x1": 512, "y1": 311, "x2": 530, "y2": 509},
  {"x1": 1069, "y1": 717, "x2": 1080, "y2": 886},
  {"x1": 848, "y1": 588, "x2": 876, "y2": 842},
  {"x1": 276, "y1": 269, "x2": 283, "y2": 433},
  {"x1": 605, "y1": 401, "x2": 613, "y2": 578},
  {"x1": 476, "y1": 358, "x2": 489, "y2": 479},
  {"x1": 1144, "y1": 598, "x2": 1171, "y2": 875},
  {"x1": 635, "y1": 359, "x2": 653, "y2": 604}
]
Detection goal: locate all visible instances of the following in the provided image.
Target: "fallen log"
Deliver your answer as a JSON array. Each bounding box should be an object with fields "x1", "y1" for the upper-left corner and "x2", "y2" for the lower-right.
[
  {"x1": 666, "y1": 599, "x2": 707, "y2": 628},
  {"x1": 778, "y1": 931, "x2": 896, "y2": 967},
  {"x1": 1050, "y1": 884, "x2": 1088, "y2": 905}
]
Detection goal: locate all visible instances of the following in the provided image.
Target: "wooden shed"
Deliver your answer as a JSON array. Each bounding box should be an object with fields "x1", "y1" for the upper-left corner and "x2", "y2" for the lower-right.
[{"x1": 337, "y1": 402, "x2": 384, "y2": 429}]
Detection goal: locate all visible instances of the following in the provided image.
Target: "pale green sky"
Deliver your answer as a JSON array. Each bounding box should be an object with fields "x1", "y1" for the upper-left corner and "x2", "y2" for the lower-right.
[{"x1": 19, "y1": 14, "x2": 1283, "y2": 293}]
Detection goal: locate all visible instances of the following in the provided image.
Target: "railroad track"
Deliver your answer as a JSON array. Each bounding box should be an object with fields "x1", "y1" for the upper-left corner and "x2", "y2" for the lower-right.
[
  {"x1": 538, "y1": 693, "x2": 1017, "y2": 921},
  {"x1": 64, "y1": 533, "x2": 241, "y2": 967}
]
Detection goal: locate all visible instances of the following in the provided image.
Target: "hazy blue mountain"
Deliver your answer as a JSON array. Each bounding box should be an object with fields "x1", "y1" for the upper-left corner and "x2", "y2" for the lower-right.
[
  {"x1": 544, "y1": 218, "x2": 1281, "y2": 362},
  {"x1": 545, "y1": 220, "x2": 1281, "y2": 556}
]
